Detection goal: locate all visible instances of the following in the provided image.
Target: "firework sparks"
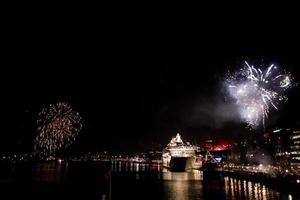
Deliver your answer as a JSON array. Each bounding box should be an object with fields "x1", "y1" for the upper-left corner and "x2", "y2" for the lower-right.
[
  {"x1": 34, "y1": 102, "x2": 82, "y2": 157},
  {"x1": 226, "y1": 61, "x2": 293, "y2": 128}
]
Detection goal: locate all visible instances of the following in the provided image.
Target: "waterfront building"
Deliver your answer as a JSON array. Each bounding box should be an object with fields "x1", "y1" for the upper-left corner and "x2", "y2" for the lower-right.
[
  {"x1": 272, "y1": 123, "x2": 300, "y2": 170},
  {"x1": 290, "y1": 125, "x2": 300, "y2": 169},
  {"x1": 273, "y1": 128, "x2": 292, "y2": 168}
]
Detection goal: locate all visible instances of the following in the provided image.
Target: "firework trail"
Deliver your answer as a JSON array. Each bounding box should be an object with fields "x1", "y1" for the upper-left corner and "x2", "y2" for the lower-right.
[
  {"x1": 226, "y1": 61, "x2": 293, "y2": 129},
  {"x1": 34, "y1": 102, "x2": 82, "y2": 157}
]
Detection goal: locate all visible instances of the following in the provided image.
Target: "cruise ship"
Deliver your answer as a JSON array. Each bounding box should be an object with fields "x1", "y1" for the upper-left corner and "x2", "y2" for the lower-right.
[{"x1": 162, "y1": 133, "x2": 202, "y2": 171}]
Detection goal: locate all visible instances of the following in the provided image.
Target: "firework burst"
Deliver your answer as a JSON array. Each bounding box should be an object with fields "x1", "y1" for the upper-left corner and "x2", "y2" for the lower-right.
[
  {"x1": 226, "y1": 61, "x2": 293, "y2": 129},
  {"x1": 34, "y1": 102, "x2": 82, "y2": 157}
]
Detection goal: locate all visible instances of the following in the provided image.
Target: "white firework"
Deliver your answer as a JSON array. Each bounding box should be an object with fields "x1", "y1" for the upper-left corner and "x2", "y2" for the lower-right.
[{"x1": 226, "y1": 61, "x2": 292, "y2": 128}]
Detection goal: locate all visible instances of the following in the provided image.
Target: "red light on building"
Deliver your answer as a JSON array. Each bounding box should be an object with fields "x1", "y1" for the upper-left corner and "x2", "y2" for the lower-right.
[
  {"x1": 202, "y1": 139, "x2": 232, "y2": 151},
  {"x1": 212, "y1": 144, "x2": 232, "y2": 151}
]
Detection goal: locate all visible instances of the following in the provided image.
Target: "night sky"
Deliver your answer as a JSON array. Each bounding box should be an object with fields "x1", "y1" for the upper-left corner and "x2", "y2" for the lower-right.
[{"x1": 1, "y1": 10, "x2": 300, "y2": 153}]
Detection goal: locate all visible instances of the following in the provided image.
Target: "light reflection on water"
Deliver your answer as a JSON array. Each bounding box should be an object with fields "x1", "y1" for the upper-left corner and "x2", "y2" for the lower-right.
[
  {"x1": 224, "y1": 176, "x2": 285, "y2": 200},
  {"x1": 162, "y1": 168, "x2": 202, "y2": 180},
  {"x1": 112, "y1": 160, "x2": 162, "y2": 172},
  {"x1": 32, "y1": 162, "x2": 65, "y2": 182},
  {"x1": 111, "y1": 161, "x2": 296, "y2": 200},
  {"x1": 162, "y1": 169, "x2": 203, "y2": 200},
  {"x1": 28, "y1": 161, "x2": 297, "y2": 200}
]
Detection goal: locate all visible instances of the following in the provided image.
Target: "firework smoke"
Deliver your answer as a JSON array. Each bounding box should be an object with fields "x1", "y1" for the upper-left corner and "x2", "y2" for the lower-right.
[
  {"x1": 226, "y1": 61, "x2": 293, "y2": 129},
  {"x1": 34, "y1": 102, "x2": 82, "y2": 157}
]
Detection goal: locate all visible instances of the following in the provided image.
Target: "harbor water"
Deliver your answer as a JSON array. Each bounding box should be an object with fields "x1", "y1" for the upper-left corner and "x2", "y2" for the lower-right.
[{"x1": 0, "y1": 161, "x2": 298, "y2": 200}]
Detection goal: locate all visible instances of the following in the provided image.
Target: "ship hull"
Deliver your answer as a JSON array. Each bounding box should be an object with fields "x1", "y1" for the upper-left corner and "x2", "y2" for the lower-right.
[
  {"x1": 163, "y1": 156, "x2": 202, "y2": 171},
  {"x1": 169, "y1": 157, "x2": 188, "y2": 171}
]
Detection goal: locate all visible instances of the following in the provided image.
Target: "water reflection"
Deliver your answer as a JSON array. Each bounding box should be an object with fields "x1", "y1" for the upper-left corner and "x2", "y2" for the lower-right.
[
  {"x1": 25, "y1": 161, "x2": 298, "y2": 200},
  {"x1": 32, "y1": 161, "x2": 65, "y2": 182},
  {"x1": 162, "y1": 168, "x2": 202, "y2": 180},
  {"x1": 111, "y1": 161, "x2": 162, "y2": 172},
  {"x1": 111, "y1": 161, "x2": 299, "y2": 199},
  {"x1": 162, "y1": 169, "x2": 203, "y2": 200},
  {"x1": 224, "y1": 176, "x2": 293, "y2": 200}
]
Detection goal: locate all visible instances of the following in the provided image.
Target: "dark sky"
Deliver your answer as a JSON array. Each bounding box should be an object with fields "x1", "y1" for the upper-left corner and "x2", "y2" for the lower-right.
[{"x1": 1, "y1": 9, "x2": 300, "y2": 153}]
